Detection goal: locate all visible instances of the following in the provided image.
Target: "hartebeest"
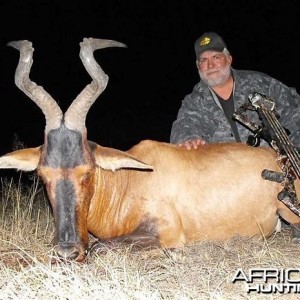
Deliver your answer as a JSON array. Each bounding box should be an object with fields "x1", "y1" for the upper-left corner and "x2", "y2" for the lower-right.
[{"x1": 0, "y1": 38, "x2": 299, "y2": 262}]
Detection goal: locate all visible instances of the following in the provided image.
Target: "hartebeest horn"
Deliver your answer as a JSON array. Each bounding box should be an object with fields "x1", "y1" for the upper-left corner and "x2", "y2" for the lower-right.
[
  {"x1": 7, "y1": 40, "x2": 63, "y2": 133},
  {"x1": 64, "y1": 38, "x2": 127, "y2": 131}
]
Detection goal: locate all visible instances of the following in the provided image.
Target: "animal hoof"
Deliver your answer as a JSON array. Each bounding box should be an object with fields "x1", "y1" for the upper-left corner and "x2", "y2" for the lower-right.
[
  {"x1": 90, "y1": 239, "x2": 119, "y2": 254},
  {"x1": 90, "y1": 241, "x2": 109, "y2": 254}
]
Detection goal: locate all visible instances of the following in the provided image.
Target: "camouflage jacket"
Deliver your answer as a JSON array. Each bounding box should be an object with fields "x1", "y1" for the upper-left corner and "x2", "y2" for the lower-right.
[{"x1": 170, "y1": 68, "x2": 300, "y2": 147}]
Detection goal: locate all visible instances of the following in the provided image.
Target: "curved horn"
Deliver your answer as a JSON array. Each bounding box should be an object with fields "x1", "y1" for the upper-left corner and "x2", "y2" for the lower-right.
[
  {"x1": 7, "y1": 40, "x2": 63, "y2": 133},
  {"x1": 64, "y1": 38, "x2": 127, "y2": 131}
]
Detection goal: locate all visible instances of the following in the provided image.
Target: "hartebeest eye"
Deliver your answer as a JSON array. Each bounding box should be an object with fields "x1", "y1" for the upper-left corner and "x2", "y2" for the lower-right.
[
  {"x1": 80, "y1": 172, "x2": 92, "y2": 184},
  {"x1": 74, "y1": 166, "x2": 94, "y2": 185}
]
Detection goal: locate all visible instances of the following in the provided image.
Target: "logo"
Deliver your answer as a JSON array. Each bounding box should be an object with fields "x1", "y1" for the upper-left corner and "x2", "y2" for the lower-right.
[
  {"x1": 232, "y1": 268, "x2": 300, "y2": 294},
  {"x1": 199, "y1": 37, "x2": 211, "y2": 46}
]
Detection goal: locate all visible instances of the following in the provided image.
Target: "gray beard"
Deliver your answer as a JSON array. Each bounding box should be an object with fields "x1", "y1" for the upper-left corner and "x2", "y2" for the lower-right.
[{"x1": 199, "y1": 65, "x2": 231, "y2": 87}]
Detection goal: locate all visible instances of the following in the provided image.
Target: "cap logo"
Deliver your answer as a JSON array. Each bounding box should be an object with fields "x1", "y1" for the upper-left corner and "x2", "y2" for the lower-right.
[{"x1": 199, "y1": 37, "x2": 211, "y2": 46}]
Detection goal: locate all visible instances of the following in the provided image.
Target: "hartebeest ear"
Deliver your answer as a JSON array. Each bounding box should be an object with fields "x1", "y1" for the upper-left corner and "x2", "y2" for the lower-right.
[
  {"x1": 0, "y1": 147, "x2": 42, "y2": 171},
  {"x1": 92, "y1": 144, "x2": 153, "y2": 172}
]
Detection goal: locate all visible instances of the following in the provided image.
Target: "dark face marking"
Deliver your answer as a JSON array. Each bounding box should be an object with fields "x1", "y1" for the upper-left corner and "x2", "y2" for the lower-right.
[
  {"x1": 56, "y1": 179, "x2": 78, "y2": 243},
  {"x1": 37, "y1": 124, "x2": 94, "y2": 254},
  {"x1": 44, "y1": 125, "x2": 86, "y2": 168}
]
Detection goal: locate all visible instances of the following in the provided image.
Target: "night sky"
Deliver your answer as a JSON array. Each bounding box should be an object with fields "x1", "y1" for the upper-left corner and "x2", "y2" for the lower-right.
[{"x1": 0, "y1": 0, "x2": 299, "y2": 155}]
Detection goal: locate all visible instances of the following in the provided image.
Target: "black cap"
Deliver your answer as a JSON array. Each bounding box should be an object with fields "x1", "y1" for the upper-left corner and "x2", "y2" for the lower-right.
[{"x1": 194, "y1": 32, "x2": 227, "y2": 58}]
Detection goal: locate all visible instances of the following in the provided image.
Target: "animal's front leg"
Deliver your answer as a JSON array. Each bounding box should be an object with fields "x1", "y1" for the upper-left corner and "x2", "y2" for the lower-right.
[
  {"x1": 90, "y1": 231, "x2": 160, "y2": 254},
  {"x1": 90, "y1": 219, "x2": 161, "y2": 253}
]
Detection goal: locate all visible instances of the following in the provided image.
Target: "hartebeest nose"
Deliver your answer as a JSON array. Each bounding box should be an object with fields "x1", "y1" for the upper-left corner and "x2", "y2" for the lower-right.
[{"x1": 55, "y1": 243, "x2": 87, "y2": 262}]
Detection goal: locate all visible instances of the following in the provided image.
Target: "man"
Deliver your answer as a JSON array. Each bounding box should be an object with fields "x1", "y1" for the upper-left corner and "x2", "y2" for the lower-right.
[{"x1": 170, "y1": 32, "x2": 300, "y2": 150}]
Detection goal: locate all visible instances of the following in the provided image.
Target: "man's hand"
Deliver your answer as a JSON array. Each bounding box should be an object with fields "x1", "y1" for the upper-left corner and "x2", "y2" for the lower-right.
[{"x1": 178, "y1": 139, "x2": 206, "y2": 150}]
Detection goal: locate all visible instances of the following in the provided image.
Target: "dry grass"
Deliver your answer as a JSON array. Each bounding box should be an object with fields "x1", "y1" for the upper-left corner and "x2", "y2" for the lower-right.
[{"x1": 1, "y1": 174, "x2": 300, "y2": 299}]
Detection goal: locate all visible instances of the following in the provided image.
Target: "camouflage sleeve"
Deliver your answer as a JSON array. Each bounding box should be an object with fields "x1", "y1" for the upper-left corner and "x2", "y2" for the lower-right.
[{"x1": 170, "y1": 92, "x2": 205, "y2": 144}]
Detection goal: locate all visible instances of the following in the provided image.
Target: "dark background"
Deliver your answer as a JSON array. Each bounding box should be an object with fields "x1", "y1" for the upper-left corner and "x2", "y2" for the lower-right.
[{"x1": 0, "y1": 0, "x2": 299, "y2": 154}]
